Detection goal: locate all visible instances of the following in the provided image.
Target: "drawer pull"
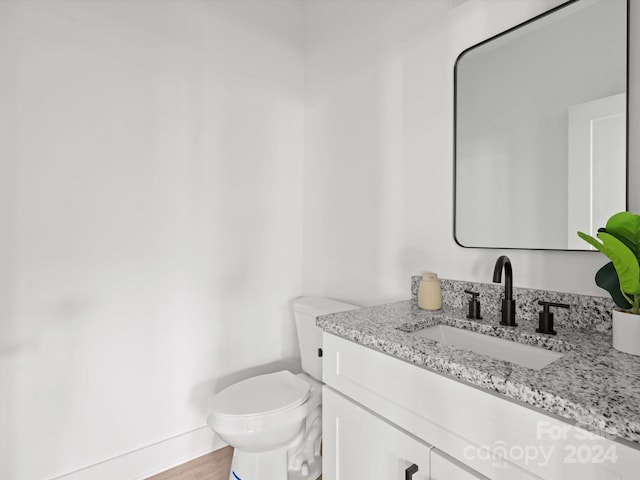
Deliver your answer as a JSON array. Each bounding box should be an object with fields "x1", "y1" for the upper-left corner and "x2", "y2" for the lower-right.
[{"x1": 405, "y1": 463, "x2": 419, "y2": 480}]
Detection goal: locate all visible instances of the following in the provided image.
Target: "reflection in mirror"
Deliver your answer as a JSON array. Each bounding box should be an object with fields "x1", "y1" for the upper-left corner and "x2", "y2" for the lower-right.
[{"x1": 454, "y1": 0, "x2": 628, "y2": 250}]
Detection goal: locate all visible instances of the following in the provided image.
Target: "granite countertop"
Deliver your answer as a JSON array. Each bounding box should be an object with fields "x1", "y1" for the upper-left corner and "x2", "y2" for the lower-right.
[{"x1": 317, "y1": 300, "x2": 640, "y2": 447}]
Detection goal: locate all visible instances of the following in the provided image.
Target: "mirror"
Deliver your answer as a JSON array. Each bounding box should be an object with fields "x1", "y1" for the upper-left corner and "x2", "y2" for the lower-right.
[{"x1": 454, "y1": 0, "x2": 628, "y2": 250}]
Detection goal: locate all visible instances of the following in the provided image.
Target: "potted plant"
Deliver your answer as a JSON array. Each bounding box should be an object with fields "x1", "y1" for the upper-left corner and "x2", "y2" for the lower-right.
[{"x1": 577, "y1": 211, "x2": 640, "y2": 355}]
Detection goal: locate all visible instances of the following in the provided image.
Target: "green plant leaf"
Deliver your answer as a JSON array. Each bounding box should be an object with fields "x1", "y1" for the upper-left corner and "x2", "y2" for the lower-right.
[
  {"x1": 604, "y1": 211, "x2": 640, "y2": 259},
  {"x1": 595, "y1": 262, "x2": 632, "y2": 309},
  {"x1": 582, "y1": 231, "x2": 640, "y2": 296},
  {"x1": 578, "y1": 231, "x2": 605, "y2": 252}
]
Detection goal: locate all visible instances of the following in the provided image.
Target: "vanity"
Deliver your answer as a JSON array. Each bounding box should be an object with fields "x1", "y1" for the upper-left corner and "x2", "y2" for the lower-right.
[{"x1": 317, "y1": 279, "x2": 640, "y2": 479}]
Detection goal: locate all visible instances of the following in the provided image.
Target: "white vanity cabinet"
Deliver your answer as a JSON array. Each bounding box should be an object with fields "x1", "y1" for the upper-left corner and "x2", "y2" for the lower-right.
[
  {"x1": 324, "y1": 386, "x2": 483, "y2": 480},
  {"x1": 321, "y1": 332, "x2": 640, "y2": 480},
  {"x1": 429, "y1": 448, "x2": 485, "y2": 480},
  {"x1": 323, "y1": 387, "x2": 431, "y2": 480}
]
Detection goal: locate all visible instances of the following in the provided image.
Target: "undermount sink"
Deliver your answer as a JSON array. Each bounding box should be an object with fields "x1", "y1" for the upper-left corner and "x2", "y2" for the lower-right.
[{"x1": 412, "y1": 324, "x2": 563, "y2": 370}]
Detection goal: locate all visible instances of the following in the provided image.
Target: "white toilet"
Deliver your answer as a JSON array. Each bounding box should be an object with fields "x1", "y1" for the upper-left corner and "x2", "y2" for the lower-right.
[{"x1": 207, "y1": 297, "x2": 359, "y2": 480}]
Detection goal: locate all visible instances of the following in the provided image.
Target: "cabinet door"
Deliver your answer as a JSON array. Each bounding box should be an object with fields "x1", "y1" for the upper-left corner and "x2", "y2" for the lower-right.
[
  {"x1": 430, "y1": 448, "x2": 486, "y2": 480},
  {"x1": 323, "y1": 387, "x2": 430, "y2": 480}
]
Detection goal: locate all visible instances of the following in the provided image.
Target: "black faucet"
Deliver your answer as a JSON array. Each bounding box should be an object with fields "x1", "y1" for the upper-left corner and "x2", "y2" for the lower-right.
[{"x1": 493, "y1": 255, "x2": 517, "y2": 326}]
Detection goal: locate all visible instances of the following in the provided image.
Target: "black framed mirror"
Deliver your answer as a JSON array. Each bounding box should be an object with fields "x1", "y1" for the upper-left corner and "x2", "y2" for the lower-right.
[{"x1": 454, "y1": 0, "x2": 629, "y2": 250}]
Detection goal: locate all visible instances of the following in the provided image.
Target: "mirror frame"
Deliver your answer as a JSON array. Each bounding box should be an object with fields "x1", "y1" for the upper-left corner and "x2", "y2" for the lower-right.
[{"x1": 453, "y1": 0, "x2": 630, "y2": 251}]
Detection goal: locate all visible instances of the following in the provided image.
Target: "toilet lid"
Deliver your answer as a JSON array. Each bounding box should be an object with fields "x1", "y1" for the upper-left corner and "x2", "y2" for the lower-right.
[{"x1": 212, "y1": 370, "x2": 310, "y2": 417}]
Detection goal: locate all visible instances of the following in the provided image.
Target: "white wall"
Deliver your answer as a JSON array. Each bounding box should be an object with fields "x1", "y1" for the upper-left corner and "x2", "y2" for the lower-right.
[
  {"x1": 0, "y1": 1, "x2": 304, "y2": 479},
  {"x1": 303, "y1": 0, "x2": 637, "y2": 306}
]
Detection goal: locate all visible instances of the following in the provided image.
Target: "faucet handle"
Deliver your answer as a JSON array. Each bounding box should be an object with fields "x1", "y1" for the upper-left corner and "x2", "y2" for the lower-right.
[
  {"x1": 538, "y1": 300, "x2": 570, "y2": 310},
  {"x1": 464, "y1": 290, "x2": 482, "y2": 320},
  {"x1": 536, "y1": 300, "x2": 570, "y2": 335}
]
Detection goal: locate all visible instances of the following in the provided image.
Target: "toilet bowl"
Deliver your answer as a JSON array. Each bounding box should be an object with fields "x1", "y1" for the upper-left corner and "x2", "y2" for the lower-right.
[
  {"x1": 208, "y1": 371, "x2": 323, "y2": 479},
  {"x1": 207, "y1": 297, "x2": 359, "y2": 480}
]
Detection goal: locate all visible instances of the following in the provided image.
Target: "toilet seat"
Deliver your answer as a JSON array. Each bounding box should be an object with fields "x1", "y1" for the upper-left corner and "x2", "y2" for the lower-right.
[
  {"x1": 208, "y1": 371, "x2": 321, "y2": 452},
  {"x1": 212, "y1": 370, "x2": 310, "y2": 417}
]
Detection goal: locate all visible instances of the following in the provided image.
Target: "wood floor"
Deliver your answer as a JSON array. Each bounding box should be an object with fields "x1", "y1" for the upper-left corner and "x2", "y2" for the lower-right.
[
  {"x1": 147, "y1": 447, "x2": 234, "y2": 480},
  {"x1": 146, "y1": 447, "x2": 321, "y2": 480}
]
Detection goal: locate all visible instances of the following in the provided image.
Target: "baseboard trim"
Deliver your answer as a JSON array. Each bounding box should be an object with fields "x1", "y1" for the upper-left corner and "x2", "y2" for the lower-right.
[{"x1": 51, "y1": 426, "x2": 227, "y2": 480}]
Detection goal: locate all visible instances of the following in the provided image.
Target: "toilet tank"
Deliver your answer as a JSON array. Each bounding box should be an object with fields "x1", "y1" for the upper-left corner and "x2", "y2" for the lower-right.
[{"x1": 293, "y1": 297, "x2": 359, "y2": 382}]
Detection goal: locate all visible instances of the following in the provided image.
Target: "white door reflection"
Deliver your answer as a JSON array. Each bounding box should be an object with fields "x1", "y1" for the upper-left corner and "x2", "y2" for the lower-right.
[{"x1": 567, "y1": 93, "x2": 626, "y2": 249}]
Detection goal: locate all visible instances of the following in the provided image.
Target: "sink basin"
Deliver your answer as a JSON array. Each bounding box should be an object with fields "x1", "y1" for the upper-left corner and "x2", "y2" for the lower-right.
[{"x1": 412, "y1": 325, "x2": 562, "y2": 370}]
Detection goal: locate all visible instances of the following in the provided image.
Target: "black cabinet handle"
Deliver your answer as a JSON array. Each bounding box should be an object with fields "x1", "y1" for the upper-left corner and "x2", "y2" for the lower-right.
[{"x1": 405, "y1": 464, "x2": 419, "y2": 480}]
